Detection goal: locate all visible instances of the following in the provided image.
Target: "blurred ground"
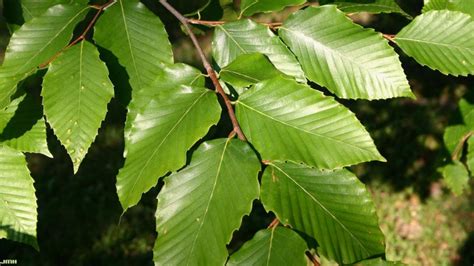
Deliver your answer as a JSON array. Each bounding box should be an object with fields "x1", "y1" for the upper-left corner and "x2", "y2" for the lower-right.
[{"x1": 0, "y1": 1, "x2": 473, "y2": 265}]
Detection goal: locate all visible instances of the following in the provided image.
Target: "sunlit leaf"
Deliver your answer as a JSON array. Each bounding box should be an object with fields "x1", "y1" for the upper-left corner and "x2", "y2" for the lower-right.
[
  {"x1": 117, "y1": 86, "x2": 221, "y2": 211},
  {"x1": 213, "y1": 19, "x2": 306, "y2": 82},
  {"x1": 0, "y1": 145, "x2": 38, "y2": 249},
  {"x1": 395, "y1": 10, "x2": 474, "y2": 76},
  {"x1": 236, "y1": 76, "x2": 384, "y2": 169},
  {"x1": 423, "y1": 0, "x2": 474, "y2": 17},
  {"x1": 261, "y1": 161, "x2": 385, "y2": 264},
  {"x1": 94, "y1": 0, "x2": 173, "y2": 136},
  {"x1": 0, "y1": 3, "x2": 89, "y2": 109},
  {"x1": 228, "y1": 227, "x2": 308, "y2": 266},
  {"x1": 280, "y1": 6, "x2": 412, "y2": 99},
  {"x1": 42, "y1": 41, "x2": 114, "y2": 172},
  {"x1": 154, "y1": 139, "x2": 260, "y2": 264}
]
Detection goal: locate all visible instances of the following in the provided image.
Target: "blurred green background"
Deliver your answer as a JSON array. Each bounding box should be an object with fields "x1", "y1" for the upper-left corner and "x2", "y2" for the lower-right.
[{"x1": 0, "y1": 1, "x2": 473, "y2": 265}]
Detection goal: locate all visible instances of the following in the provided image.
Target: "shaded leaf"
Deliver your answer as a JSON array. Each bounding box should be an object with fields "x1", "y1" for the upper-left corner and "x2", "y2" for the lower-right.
[
  {"x1": 236, "y1": 76, "x2": 384, "y2": 170},
  {"x1": 117, "y1": 86, "x2": 221, "y2": 211},
  {"x1": 0, "y1": 93, "x2": 51, "y2": 157},
  {"x1": 42, "y1": 41, "x2": 114, "y2": 172},
  {"x1": 219, "y1": 53, "x2": 284, "y2": 88},
  {"x1": 212, "y1": 19, "x2": 305, "y2": 82},
  {"x1": 0, "y1": 3, "x2": 89, "y2": 108},
  {"x1": 228, "y1": 226, "x2": 308, "y2": 266},
  {"x1": 395, "y1": 10, "x2": 474, "y2": 76},
  {"x1": 443, "y1": 125, "x2": 470, "y2": 155},
  {"x1": 261, "y1": 161, "x2": 385, "y2": 264},
  {"x1": 240, "y1": 0, "x2": 306, "y2": 16},
  {"x1": 466, "y1": 137, "x2": 474, "y2": 173},
  {"x1": 440, "y1": 161, "x2": 470, "y2": 195},
  {"x1": 154, "y1": 139, "x2": 260, "y2": 265},
  {"x1": 0, "y1": 145, "x2": 38, "y2": 249},
  {"x1": 280, "y1": 6, "x2": 412, "y2": 99}
]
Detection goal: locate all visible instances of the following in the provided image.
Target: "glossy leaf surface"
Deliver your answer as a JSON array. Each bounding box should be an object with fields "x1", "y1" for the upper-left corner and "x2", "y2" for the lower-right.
[
  {"x1": 213, "y1": 19, "x2": 305, "y2": 82},
  {"x1": 395, "y1": 10, "x2": 474, "y2": 76},
  {"x1": 0, "y1": 3, "x2": 89, "y2": 109},
  {"x1": 261, "y1": 161, "x2": 385, "y2": 264},
  {"x1": 228, "y1": 227, "x2": 307, "y2": 266},
  {"x1": 236, "y1": 77, "x2": 384, "y2": 169},
  {"x1": 333, "y1": 0, "x2": 409, "y2": 16},
  {"x1": 42, "y1": 41, "x2": 114, "y2": 172},
  {"x1": 20, "y1": 0, "x2": 89, "y2": 21},
  {"x1": 280, "y1": 6, "x2": 412, "y2": 99},
  {"x1": 154, "y1": 139, "x2": 260, "y2": 265},
  {"x1": 0, "y1": 145, "x2": 38, "y2": 248},
  {"x1": 117, "y1": 86, "x2": 221, "y2": 211},
  {"x1": 94, "y1": 0, "x2": 173, "y2": 135},
  {"x1": 423, "y1": 0, "x2": 474, "y2": 16}
]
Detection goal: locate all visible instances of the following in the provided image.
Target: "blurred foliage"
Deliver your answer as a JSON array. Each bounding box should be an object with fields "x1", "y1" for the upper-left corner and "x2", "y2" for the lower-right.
[{"x1": 0, "y1": 0, "x2": 473, "y2": 265}]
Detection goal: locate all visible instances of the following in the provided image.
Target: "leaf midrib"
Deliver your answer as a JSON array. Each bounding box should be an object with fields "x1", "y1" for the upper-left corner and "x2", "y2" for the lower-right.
[
  {"x1": 237, "y1": 101, "x2": 377, "y2": 154},
  {"x1": 8, "y1": 6, "x2": 89, "y2": 75},
  {"x1": 280, "y1": 26, "x2": 400, "y2": 92},
  {"x1": 123, "y1": 90, "x2": 211, "y2": 209},
  {"x1": 185, "y1": 138, "x2": 231, "y2": 266},
  {"x1": 270, "y1": 164, "x2": 371, "y2": 255}
]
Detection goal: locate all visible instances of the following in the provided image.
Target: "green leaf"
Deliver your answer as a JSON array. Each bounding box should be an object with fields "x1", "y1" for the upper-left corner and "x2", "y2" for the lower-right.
[
  {"x1": 94, "y1": 0, "x2": 173, "y2": 135},
  {"x1": 466, "y1": 137, "x2": 474, "y2": 173},
  {"x1": 333, "y1": 0, "x2": 410, "y2": 17},
  {"x1": 0, "y1": 145, "x2": 38, "y2": 249},
  {"x1": 279, "y1": 6, "x2": 412, "y2": 99},
  {"x1": 0, "y1": 93, "x2": 51, "y2": 157},
  {"x1": 395, "y1": 10, "x2": 474, "y2": 76},
  {"x1": 126, "y1": 63, "x2": 205, "y2": 137},
  {"x1": 0, "y1": 3, "x2": 89, "y2": 109},
  {"x1": 236, "y1": 76, "x2": 384, "y2": 169},
  {"x1": 423, "y1": 0, "x2": 474, "y2": 17},
  {"x1": 228, "y1": 227, "x2": 308, "y2": 266},
  {"x1": 42, "y1": 41, "x2": 114, "y2": 172},
  {"x1": 261, "y1": 161, "x2": 385, "y2": 264},
  {"x1": 154, "y1": 139, "x2": 261, "y2": 265},
  {"x1": 443, "y1": 125, "x2": 470, "y2": 155},
  {"x1": 440, "y1": 161, "x2": 470, "y2": 195},
  {"x1": 20, "y1": 0, "x2": 89, "y2": 21},
  {"x1": 240, "y1": 0, "x2": 306, "y2": 16},
  {"x1": 219, "y1": 53, "x2": 284, "y2": 88},
  {"x1": 212, "y1": 19, "x2": 306, "y2": 82},
  {"x1": 117, "y1": 86, "x2": 221, "y2": 211},
  {"x1": 459, "y1": 99, "x2": 474, "y2": 128}
]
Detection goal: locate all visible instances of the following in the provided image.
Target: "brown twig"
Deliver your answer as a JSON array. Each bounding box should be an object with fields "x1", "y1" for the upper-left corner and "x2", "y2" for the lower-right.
[
  {"x1": 383, "y1": 34, "x2": 396, "y2": 44},
  {"x1": 39, "y1": 0, "x2": 116, "y2": 68},
  {"x1": 305, "y1": 251, "x2": 321, "y2": 266},
  {"x1": 188, "y1": 19, "x2": 282, "y2": 29},
  {"x1": 267, "y1": 218, "x2": 280, "y2": 229},
  {"x1": 452, "y1": 131, "x2": 473, "y2": 161},
  {"x1": 160, "y1": 0, "x2": 246, "y2": 141}
]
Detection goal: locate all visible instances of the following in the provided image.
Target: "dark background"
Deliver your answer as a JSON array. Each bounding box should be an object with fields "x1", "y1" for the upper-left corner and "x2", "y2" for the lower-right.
[{"x1": 0, "y1": 0, "x2": 473, "y2": 265}]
